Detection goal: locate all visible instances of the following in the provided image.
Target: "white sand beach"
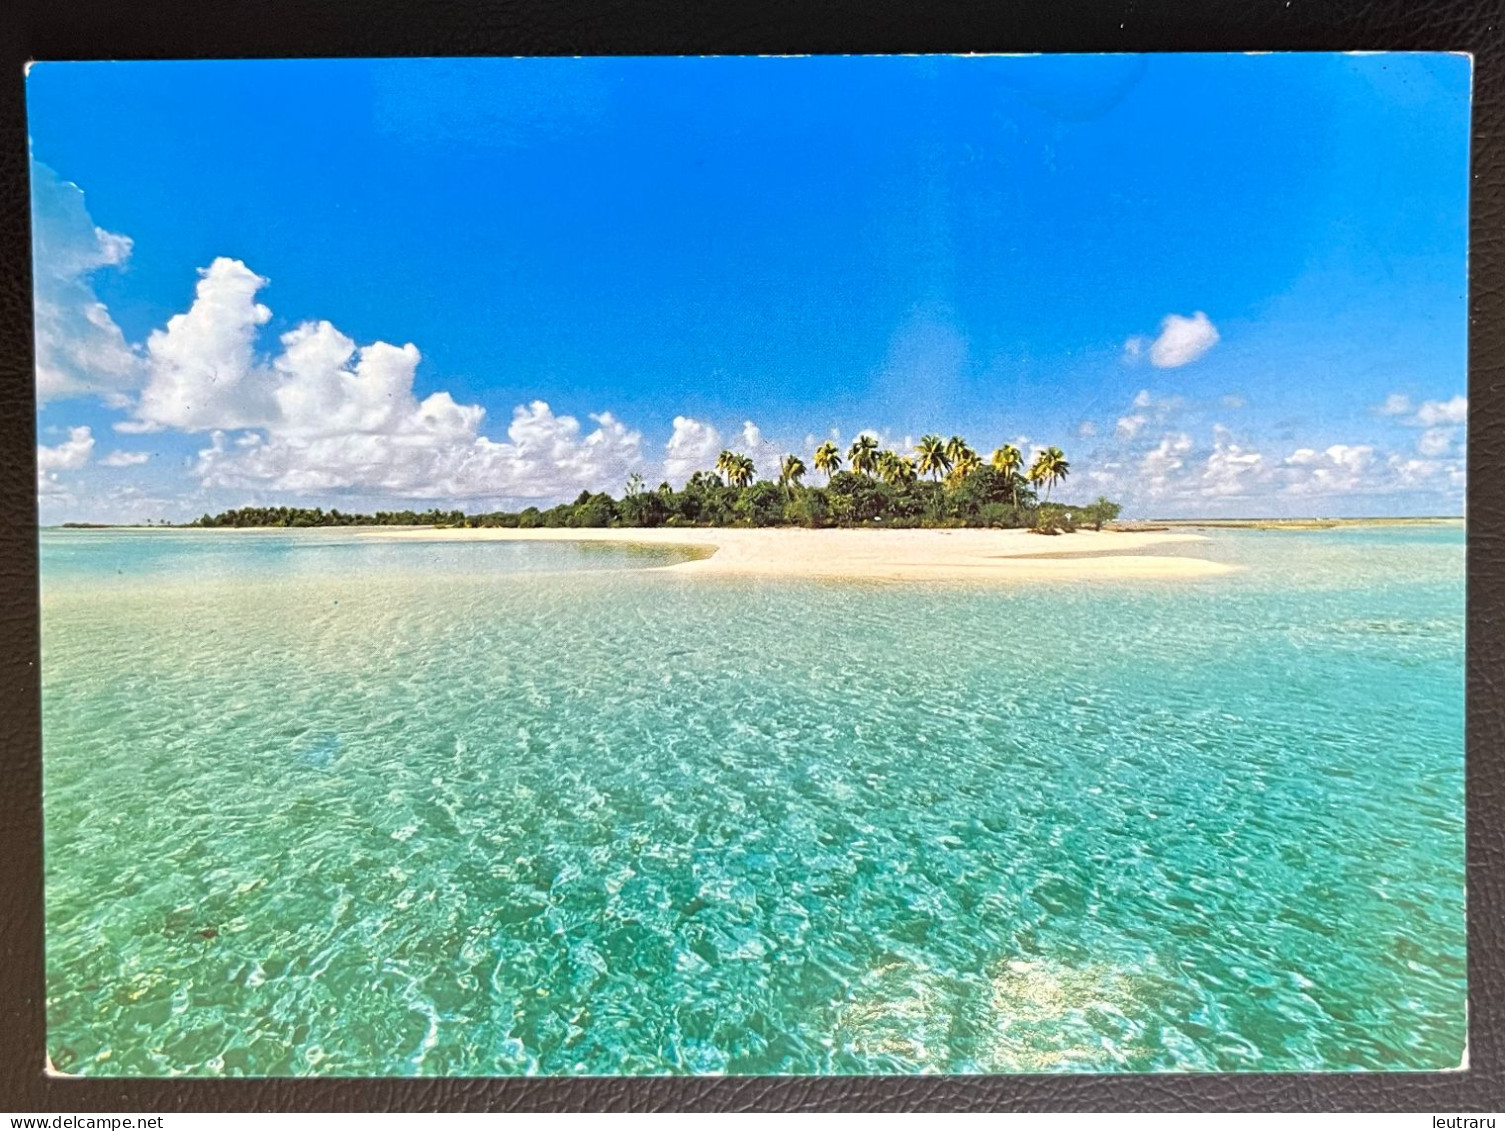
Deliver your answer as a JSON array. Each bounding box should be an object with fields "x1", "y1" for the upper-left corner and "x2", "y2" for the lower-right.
[{"x1": 359, "y1": 526, "x2": 1233, "y2": 582}]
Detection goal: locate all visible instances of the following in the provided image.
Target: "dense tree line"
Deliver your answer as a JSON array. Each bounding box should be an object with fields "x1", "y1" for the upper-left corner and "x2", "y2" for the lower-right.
[
  {"x1": 189, "y1": 434, "x2": 1123, "y2": 533},
  {"x1": 191, "y1": 506, "x2": 467, "y2": 528}
]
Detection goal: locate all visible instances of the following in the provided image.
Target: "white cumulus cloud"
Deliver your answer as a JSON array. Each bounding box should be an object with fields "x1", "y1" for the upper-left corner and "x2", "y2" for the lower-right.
[
  {"x1": 1115, "y1": 389, "x2": 1184, "y2": 438},
  {"x1": 131, "y1": 257, "x2": 275, "y2": 432},
  {"x1": 37, "y1": 425, "x2": 95, "y2": 471},
  {"x1": 269, "y1": 319, "x2": 481, "y2": 445},
  {"x1": 196, "y1": 399, "x2": 644, "y2": 501},
  {"x1": 37, "y1": 425, "x2": 95, "y2": 493},
  {"x1": 664, "y1": 416, "x2": 721, "y2": 484},
  {"x1": 1075, "y1": 383, "x2": 1466, "y2": 513},
  {"x1": 1372, "y1": 394, "x2": 1466, "y2": 461},
  {"x1": 1417, "y1": 427, "x2": 1456, "y2": 457},
  {"x1": 1139, "y1": 432, "x2": 1194, "y2": 495},
  {"x1": 70, "y1": 255, "x2": 649, "y2": 502},
  {"x1": 1127, "y1": 311, "x2": 1220, "y2": 369},
  {"x1": 1389, "y1": 453, "x2": 1466, "y2": 492},
  {"x1": 100, "y1": 450, "x2": 152, "y2": 468},
  {"x1": 1200, "y1": 425, "x2": 1266, "y2": 498},
  {"x1": 1376, "y1": 392, "x2": 1466, "y2": 427},
  {"x1": 31, "y1": 163, "x2": 143, "y2": 403},
  {"x1": 1279, "y1": 444, "x2": 1377, "y2": 496},
  {"x1": 1415, "y1": 395, "x2": 1467, "y2": 427}
]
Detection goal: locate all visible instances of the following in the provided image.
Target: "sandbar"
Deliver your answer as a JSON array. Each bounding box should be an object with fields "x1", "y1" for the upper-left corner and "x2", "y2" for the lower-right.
[{"x1": 358, "y1": 526, "x2": 1235, "y2": 582}]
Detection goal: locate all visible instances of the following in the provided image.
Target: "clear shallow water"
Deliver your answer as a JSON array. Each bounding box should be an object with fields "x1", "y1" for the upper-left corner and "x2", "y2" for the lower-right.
[{"x1": 40, "y1": 524, "x2": 1466, "y2": 1075}]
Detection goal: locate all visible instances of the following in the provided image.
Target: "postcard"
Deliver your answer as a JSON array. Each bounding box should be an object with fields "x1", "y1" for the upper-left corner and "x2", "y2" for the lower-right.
[{"x1": 31, "y1": 54, "x2": 1468, "y2": 1076}]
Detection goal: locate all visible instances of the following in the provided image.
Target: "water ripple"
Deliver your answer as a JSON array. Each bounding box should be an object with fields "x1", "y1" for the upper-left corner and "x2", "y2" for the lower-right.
[{"x1": 40, "y1": 527, "x2": 1465, "y2": 1075}]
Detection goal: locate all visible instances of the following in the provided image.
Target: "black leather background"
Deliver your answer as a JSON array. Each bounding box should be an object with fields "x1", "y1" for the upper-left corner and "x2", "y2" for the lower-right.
[{"x1": 1, "y1": 0, "x2": 1501, "y2": 1112}]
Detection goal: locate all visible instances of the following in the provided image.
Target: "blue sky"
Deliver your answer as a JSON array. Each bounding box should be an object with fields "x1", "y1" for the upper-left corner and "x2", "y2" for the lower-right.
[{"x1": 29, "y1": 54, "x2": 1470, "y2": 519}]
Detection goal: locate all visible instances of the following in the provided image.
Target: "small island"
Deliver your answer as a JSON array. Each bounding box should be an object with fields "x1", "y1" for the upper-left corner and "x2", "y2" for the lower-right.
[{"x1": 186, "y1": 435, "x2": 1123, "y2": 535}]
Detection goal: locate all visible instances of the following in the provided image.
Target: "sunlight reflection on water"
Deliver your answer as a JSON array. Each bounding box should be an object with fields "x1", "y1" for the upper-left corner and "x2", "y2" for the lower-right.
[{"x1": 40, "y1": 525, "x2": 1465, "y2": 1076}]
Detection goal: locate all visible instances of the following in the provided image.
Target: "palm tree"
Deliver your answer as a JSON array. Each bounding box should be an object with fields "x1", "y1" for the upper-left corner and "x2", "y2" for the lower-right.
[
  {"x1": 715, "y1": 449, "x2": 738, "y2": 486},
  {"x1": 992, "y1": 443, "x2": 1024, "y2": 505},
  {"x1": 847, "y1": 434, "x2": 880, "y2": 477},
  {"x1": 1042, "y1": 446, "x2": 1070, "y2": 498},
  {"x1": 1027, "y1": 451, "x2": 1048, "y2": 496},
  {"x1": 944, "y1": 435, "x2": 974, "y2": 469},
  {"x1": 728, "y1": 453, "x2": 756, "y2": 488},
  {"x1": 813, "y1": 440, "x2": 842, "y2": 483},
  {"x1": 915, "y1": 434, "x2": 950, "y2": 481},
  {"x1": 876, "y1": 450, "x2": 918, "y2": 487},
  {"x1": 1028, "y1": 447, "x2": 1071, "y2": 499},
  {"x1": 779, "y1": 454, "x2": 807, "y2": 492},
  {"x1": 991, "y1": 444, "x2": 1022, "y2": 478},
  {"x1": 728, "y1": 451, "x2": 752, "y2": 487},
  {"x1": 950, "y1": 448, "x2": 982, "y2": 484}
]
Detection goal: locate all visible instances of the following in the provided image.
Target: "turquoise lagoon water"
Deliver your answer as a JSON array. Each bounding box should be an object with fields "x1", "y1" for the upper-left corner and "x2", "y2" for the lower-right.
[{"x1": 40, "y1": 525, "x2": 1466, "y2": 1075}]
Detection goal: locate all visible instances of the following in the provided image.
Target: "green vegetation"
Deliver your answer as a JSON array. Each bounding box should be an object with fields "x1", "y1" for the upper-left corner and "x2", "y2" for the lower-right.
[
  {"x1": 187, "y1": 436, "x2": 1124, "y2": 532},
  {"x1": 189, "y1": 506, "x2": 468, "y2": 528}
]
